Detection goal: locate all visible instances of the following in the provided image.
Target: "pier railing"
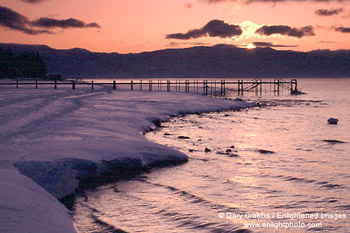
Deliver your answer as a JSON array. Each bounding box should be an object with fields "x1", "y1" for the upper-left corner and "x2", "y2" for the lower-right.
[{"x1": 0, "y1": 79, "x2": 298, "y2": 95}]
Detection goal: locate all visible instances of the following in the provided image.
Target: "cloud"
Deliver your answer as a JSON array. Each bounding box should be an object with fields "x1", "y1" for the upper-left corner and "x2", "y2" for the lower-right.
[
  {"x1": 334, "y1": 26, "x2": 350, "y2": 33},
  {"x1": 185, "y1": 3, "x2": 193, "y2": 8},
  {"x1": 203, "y1": 0, "x2": 228, "y2": 2},
  {"x1": 315, "y1": 8, "x2": 343, "y2": 16},
  {"x1": 202, "y1": 0, "x2": 350, "y2": 4},
  {"x1": 168, "y1": 42, "x2": 209, "y2": 47},
  {"x1": 256, "y1": 25, "x2": 315, "y2": 38},
  {"x1": 0, "y1": 6, "x2": 51, "y2": 34},
  {"x1": 252, "y1": 42, "x2": 298, "y2": 47},
  {"x1": 318, "y1": 41, "x2": 337, "y2": 43},
  {"x1": 0, "y1": 5, "x2": 100, "y2": 35},
  {"x1": 30, "y1": 18, "x2": 101, "y2": 29},
  {"x1": 166, "y1": 19, "x2": 242, "y2": 40},
  {"x1": 245, "y1": 0, "x2": 348, "y2": 3},
  {"x1": 20, "y1": 0, "x2": 47, "y2": 3}
]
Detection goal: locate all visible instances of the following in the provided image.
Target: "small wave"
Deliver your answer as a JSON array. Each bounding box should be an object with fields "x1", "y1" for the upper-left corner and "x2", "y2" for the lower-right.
[
  {"x1": 276, "y1": 175, "x2": 344, "y2": 190},
  {"x1": 143, "y1": 180, "x2": 247, "y2": 216},
  {"x1": 276, "y1": 175, "x2": 316, "y2": 184},
  {"x1": 144, "y1": 180, "x2": 211, "y2": 206},
  {"x1": 323, "y1": 197, "x2": 338, "y2": 203},
  {"x1": 284, "y1": 176, "x2": 316, "y2": 184},
  {"x1": 306, "y1": 225, "x2": 341, "y2": 232},
  {"x1": 90, "y1": 213, "x2": 128, "y2": 233},
  {"x1": 272, "y1": 203, "x2": 302, "y2": 209},
  {"x1": 155, "y1": 204, "x2": 249, "y2": 233},
  {"x1": 335, "y1": 204, "x2": 350, "y2": 210},
  {"x1": 316, "y1": 181, "x2": 344, "y2": 189}
]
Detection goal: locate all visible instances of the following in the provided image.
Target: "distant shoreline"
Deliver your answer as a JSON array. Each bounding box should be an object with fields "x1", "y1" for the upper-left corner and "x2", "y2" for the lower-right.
[{"x1": 2, "y1": 43, "x2": 350, "y2": 79}]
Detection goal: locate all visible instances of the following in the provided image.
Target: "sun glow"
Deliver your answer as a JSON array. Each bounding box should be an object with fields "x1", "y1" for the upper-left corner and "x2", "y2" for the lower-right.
[{"x1": 247, "y1": 43, "x2": 256, "y2": 49}]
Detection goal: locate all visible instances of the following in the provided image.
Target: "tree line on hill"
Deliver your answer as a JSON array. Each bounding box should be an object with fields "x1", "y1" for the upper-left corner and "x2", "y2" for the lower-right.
[{"x1": 0, "y1": 46, "x2": 47, "y2": 79}]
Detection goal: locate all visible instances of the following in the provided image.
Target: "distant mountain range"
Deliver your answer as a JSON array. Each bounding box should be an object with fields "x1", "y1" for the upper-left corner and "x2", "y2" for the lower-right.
[{"x1": 1, "y1": 43, "x2": 350, "y2": 79}]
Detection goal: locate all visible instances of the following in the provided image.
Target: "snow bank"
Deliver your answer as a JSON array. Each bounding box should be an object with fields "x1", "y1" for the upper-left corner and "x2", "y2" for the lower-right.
[
  {"x1": 0, "y1": 169, "x2": 76, "y2": 233},
  {"x1": 0, "y1": 84, "x2": 255, "y2": 232}
]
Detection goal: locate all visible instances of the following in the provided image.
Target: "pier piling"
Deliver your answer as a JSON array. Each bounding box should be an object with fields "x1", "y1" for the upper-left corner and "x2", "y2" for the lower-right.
[{"x1": 149, "y1": 80, "x2": 152, "y2": 91}]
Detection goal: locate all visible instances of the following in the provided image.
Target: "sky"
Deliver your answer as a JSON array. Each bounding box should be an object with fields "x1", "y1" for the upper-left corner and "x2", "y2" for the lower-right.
[{"x1": 1, "y1": 0, "x2": 350, "y2": 53}]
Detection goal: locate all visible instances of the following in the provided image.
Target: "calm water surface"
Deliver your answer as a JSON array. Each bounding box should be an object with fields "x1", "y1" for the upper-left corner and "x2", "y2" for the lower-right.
[{"x1": 73, "y1": 78, "x2": 350, "y2": 233}]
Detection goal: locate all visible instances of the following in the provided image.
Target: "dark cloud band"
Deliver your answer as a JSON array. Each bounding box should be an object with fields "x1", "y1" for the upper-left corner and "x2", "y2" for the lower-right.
[
  {"x1": 315, "y1": 8, "x2": 343, "y2": 16},
  {"x1": 245, "y1": 0, "x2": 348, "y2": 3},
  {"x1": 334, "y1": 27, "x2": 350, "y2": 33},
  {"x1": 0, "y1": 5, "x2": 100, "y2": 35},
  {"x1": 252, "y1": 42, "x2": 298, "y2": 47},
  {"x1": 0, "y1": 6, "x2": 51, "y2": 34},
  {"x1": 203, "y1": 0, "x2": 350, "y2": 4},
  {"x1": 166, "y1": 19, "x2": 242, "y2": 40},
  {"x1": 256, "y1": 25, "x2": 315, "y2": 38},
  {"x1": 20, "y1": 0, "x2": 46, "y2": 3},
  {"x1": 30, "y1": 18, "x2": 101, "y2": 29},
  {"x1": 168, "y1": 42, "x2": 209, "y2": 47}
]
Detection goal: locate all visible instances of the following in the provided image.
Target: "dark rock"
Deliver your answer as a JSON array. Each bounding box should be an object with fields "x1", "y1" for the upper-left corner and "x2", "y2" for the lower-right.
[
  {"x1": 227, "y1": 153, "x2": 239, "y2": 157},
  {"x1": 189, "y1": 149, "x2": 194, "y2": 152},
  {"x1": 205, "y1": 148, "x2": 211, "y2": 152},
  {"x1": 178, "y1": 136, "x2": 190, "y2": 139},
  {"x1": 230, "y1": 145, "x2": 235, "y2": 149},
  {"x1": 152, "y1": 119, "x2": 162, "y2": 127},
  {"x1": 164, "y1": 133, "x2": 172, "y2": 136},
  {"x1": 226, "y1": 149, "x2": 232, "y2": 153},
  {"x1": 322, "y1": 139, "x2": 346, "y2": 144},
  {"x1": 291, "y1": 90, "x2": 306, "y2": 95},
  {"x1": 328, "y1": 118, "x2": 339, "y2": 125}
]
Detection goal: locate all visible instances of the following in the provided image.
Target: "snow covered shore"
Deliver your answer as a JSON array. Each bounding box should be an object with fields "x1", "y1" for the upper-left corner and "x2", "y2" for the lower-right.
[{"x1": 0, "y1": 84, "x2": 255, "y2": 233}]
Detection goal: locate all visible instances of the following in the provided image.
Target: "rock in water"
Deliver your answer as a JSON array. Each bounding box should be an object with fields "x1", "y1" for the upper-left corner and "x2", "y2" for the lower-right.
[
  {"x1": 322, "y1": 139, "x2": 346, "y2": 144},
  {"x1": 328, "y1": 118, "x2": 339, "y2": 125},
  {"x1": 205, "y1": 148, "x2": 212, "y2": 153}
]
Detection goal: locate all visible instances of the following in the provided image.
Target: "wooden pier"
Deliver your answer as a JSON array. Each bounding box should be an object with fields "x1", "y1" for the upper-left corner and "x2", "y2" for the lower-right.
[{"x1": 0, "y1": 79, "x2": 298, "y2": 95}]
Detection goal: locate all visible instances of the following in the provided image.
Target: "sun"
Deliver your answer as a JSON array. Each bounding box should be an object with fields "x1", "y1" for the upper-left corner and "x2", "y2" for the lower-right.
[{"x1": 246, "y1": 43, "x2": 256, "y2": 49}]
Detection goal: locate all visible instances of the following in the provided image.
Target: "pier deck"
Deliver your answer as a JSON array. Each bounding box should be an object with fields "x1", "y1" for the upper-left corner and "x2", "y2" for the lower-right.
[{"x1": 0, "y1": 79, "x2": 298, "y2": 95}]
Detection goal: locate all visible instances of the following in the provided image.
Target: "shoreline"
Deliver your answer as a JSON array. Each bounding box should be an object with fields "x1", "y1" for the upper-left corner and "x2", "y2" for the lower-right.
[
  {"x1": 62, "y1": 105, "x2": 257, "y2": 210},
  {"x1": 0, "y1": 86, "x2": 256, "y2": 233}
]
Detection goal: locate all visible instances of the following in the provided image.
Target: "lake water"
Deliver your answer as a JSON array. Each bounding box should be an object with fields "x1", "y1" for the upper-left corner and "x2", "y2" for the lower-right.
[{"x1": 73, "y1": 78, "x2": 350, "y2": 233}]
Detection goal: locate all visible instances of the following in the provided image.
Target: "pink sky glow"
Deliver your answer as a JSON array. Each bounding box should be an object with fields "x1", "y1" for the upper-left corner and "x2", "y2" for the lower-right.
[{"x1": 1, "y1": 0, "x2": 350, "y2": 53}]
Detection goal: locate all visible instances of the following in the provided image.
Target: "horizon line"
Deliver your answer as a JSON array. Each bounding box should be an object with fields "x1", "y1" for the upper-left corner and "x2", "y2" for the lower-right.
[{"x1": 1, "y1": 42, "x2": 348, "y2": 55}]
